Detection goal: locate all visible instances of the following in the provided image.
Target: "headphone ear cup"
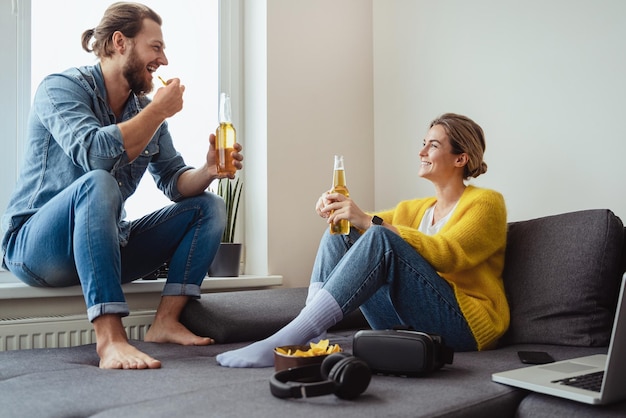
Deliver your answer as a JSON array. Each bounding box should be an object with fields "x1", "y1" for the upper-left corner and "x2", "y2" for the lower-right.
[
  {"x1": 320, "y1": 353, "x2": 351, "y2": 379},
  {"x1": 328, "y1": 357, "x2": 371, "y2": 400}
]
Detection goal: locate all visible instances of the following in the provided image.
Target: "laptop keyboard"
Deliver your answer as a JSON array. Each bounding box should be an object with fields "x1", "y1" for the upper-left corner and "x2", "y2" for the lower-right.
[{"x1": 553, "y1": 371, "x2": 604, "y2": 392}]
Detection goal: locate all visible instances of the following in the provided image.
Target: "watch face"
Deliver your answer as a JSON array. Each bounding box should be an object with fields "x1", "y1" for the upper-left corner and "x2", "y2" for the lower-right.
[{"x1": 372, "y1": 216, "x2": 383, "y2": 225}]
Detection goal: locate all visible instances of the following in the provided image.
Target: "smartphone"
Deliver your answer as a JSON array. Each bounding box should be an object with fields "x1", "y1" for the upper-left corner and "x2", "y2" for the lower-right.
[{"x1": 517, "y1": 350, "x2": 555, "y2": 365}]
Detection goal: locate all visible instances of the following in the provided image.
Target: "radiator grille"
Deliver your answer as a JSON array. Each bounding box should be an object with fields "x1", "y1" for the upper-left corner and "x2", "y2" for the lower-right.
[{"x1": 0, "y1": 310, "x2": 155, "y2": 351}]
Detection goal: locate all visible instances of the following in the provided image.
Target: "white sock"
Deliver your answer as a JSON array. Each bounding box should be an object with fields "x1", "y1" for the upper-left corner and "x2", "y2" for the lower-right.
[
  {"x1": 216, "y1": 289, "x2": 343, "y2": 368},
  {"x1": 305, "y1": 282, "x2": 328, "y2": 342}
]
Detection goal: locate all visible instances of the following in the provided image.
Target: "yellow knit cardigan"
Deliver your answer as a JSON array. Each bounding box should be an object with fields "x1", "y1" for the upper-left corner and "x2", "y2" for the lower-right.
[{"x1": 374, "y1": 185, "x2": 509, "y2": 350}]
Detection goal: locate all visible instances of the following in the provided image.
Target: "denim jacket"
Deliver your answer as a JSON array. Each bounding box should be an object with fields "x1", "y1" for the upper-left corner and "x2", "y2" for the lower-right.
[{"x1": 1, "y1": 64, "x2": 191, "y2": 257}]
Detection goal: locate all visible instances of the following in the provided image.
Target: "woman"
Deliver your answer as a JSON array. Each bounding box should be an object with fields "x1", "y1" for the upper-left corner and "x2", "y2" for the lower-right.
[{"x1": 217, "y1": 113, "x2": 508, "y2": 368}]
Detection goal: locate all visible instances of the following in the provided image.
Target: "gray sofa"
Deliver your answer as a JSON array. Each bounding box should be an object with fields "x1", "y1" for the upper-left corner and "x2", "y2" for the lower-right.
[{"x1": 1, "y1": 209, "x2": 625, "y2": 417}]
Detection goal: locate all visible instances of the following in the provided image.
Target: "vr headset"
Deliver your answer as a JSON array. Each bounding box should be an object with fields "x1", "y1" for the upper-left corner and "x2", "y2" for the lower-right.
[{"x1": 352, "y1": 329, "x2": 454, "y2": 376}]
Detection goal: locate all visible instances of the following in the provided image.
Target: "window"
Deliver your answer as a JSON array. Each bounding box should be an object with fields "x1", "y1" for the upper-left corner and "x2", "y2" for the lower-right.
[{"x1": 31, "y1": 0, "x2": 219, "y2": 219}]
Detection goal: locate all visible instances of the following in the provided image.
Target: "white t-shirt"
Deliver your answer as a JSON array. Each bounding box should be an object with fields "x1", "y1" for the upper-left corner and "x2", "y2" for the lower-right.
[{"x1": 418, "y1": 202, "x2": 459, "y2": 236}]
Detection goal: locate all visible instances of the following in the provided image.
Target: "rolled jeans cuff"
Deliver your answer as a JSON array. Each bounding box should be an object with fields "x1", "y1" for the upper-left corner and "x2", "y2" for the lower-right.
[
  {"x1": 87, "y1": 302, "x2": 130, "y2": 322},
  {"x1": 162, "y1": 283, "x2": 201, "y2": 299}
]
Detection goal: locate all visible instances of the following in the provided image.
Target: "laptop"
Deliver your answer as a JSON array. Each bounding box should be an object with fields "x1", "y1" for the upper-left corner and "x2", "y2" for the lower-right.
[{"x1": 492, "y1": 273, "x2": 626, "y2": 405}]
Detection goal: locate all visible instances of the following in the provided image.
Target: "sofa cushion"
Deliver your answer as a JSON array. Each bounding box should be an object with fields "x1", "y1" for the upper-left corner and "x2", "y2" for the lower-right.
[
  {"x1": 500, "y1": 209, "x2": 624, "y2": 347},
  {"x1": 180, "y1": 287, "x2": 368, "y2": 344},
  {"x1": 181, "y1": 288, "x2": 306, "y2": 344},
  {"x1": 6, "y1": 338, "x2": 599, "y2": 418}
]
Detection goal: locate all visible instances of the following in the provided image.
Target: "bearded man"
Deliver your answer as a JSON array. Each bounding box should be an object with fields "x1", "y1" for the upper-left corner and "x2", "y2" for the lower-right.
[{"x1": 1, "y1": 2, "x2": 243, "y2": 369}]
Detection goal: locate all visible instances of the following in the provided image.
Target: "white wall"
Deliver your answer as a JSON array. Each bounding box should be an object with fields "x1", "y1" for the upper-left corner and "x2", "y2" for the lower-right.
[
  {"x1": 265, "y1": 0, "x2": 626, "y2": 288},
  {"x1": 373, "y1": 0, "x2": 626, "y2": 222},
  {"x1": 263, "y1": 0, "x2": 374, "y2": 288}
]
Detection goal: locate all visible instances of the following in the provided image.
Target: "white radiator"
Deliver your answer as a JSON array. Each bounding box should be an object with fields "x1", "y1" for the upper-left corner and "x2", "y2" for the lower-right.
[{"x1": 0, "y1": 310, "x2": 155, "y2": 351}]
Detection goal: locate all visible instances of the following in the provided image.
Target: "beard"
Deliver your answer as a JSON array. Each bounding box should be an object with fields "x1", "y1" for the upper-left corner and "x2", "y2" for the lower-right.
[{"x1": 123, "y1": 47, "x2": 153, "y2": 96}]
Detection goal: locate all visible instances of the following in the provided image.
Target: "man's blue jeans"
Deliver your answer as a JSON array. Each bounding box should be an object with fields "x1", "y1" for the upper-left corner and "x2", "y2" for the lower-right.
[
  {"x1": 3, "y1": 170, "x2": 225, "y2": 321},
  {"x1": 310, "y1": 226, "x2": 477, "y2": 351}
]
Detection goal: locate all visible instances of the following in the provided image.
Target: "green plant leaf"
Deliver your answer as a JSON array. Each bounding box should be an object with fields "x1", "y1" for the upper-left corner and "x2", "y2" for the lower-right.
[{"x1": 215, "y1": 177, "x2": 243, "y2": 243}]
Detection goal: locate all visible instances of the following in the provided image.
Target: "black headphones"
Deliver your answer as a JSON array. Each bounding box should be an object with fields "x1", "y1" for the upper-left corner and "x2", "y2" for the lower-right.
[{"x1": 269, "y1": 353, "x2": 371, "y2": 400}]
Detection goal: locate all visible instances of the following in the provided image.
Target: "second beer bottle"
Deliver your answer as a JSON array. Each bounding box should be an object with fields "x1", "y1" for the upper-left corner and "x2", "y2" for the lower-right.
[
  {"x1": 216, "y1": 93, "x2": 237, "y2": 176},
  {"x1": 330, "y1": 155, "x2": 350, "y2": 235}
]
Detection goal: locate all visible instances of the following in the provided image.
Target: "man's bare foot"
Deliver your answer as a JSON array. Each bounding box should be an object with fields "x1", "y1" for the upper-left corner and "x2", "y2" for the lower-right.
[
  {"x1": 144, "y1": 318, "x2": 214, "y2": 346},
  {"x1": 93, "y1": 314, "x2": 161, "y2": 369},
  {"x1": 97, "y1": 340, "x2": 162, "y2": 369},
  {"x1": 145, "y1": 295, "x2": 214, "y2": 345}
]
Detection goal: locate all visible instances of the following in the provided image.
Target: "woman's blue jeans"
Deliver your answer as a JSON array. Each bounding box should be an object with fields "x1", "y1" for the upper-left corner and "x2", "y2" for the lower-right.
[
  {"x1": 311, "y1": 226, "x2": 477, "y2": 351},
  {"x1": 3, "y1": 170, "x2": 225, "y2": 322}
]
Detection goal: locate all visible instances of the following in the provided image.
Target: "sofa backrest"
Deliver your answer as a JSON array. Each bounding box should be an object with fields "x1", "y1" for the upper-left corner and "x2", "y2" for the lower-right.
[{"x1": 500, "y1": 209, "x2": 624, "y2": 347}]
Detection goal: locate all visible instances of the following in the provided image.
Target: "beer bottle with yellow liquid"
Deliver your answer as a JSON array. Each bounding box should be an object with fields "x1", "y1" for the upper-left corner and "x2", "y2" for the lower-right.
[
  {"x1": 330, "y1": 155, "x2": 350, "y2": 235},
  {"x1": 216, "y1": 93, "x2": 237, "y2": 176}
]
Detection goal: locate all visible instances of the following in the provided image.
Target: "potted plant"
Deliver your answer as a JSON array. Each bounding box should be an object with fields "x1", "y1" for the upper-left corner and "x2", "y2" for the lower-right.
[{"x1": 208, "y1": 177, "x2": 243, "y2": 277}]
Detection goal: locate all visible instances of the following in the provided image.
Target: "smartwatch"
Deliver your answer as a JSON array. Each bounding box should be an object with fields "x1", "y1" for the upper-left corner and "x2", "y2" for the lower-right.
[{"x1": 371, "y1": 215, "x2": 383, "y2": 226}]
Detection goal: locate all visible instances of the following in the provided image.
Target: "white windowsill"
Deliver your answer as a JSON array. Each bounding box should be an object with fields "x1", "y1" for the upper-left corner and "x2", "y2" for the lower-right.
[{"x1": 0, "y1": 274, "x2": 283, "y2": 300}]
